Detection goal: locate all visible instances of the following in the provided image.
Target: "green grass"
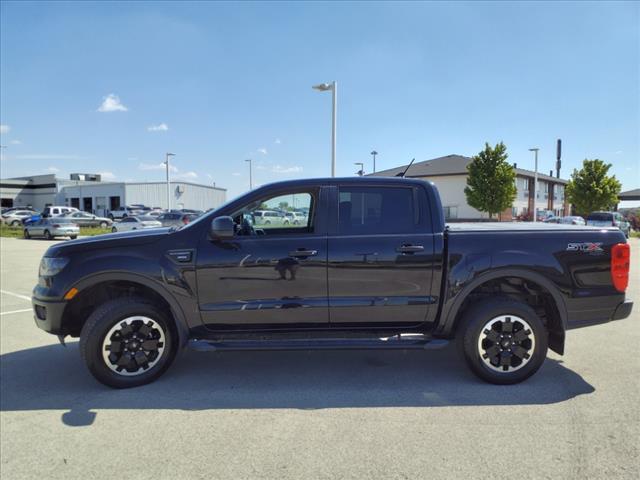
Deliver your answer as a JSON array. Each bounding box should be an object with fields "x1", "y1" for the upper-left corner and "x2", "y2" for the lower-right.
[
  {"x1": 630, "y1": 230, "x2": 640, "y2": 239},
  {"x1": 0, "y1": 223, "x2": 111, "y2": 238}
]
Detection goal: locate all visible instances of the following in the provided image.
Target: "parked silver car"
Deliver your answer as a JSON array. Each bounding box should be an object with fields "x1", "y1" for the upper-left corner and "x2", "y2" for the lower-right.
[
  {"x1": 111, "y1": 216, "x2": 162, "y2": 232},
  {"x1": 1, "y1": 209, "x2": 37, "y2": 226},
  {"x1": 156, "y1": 212, "x2": 199, "y2": 227},
  {"x1": 24, "y1": 218, "x2": 79, "y2": 240},
  {"x1": 586, "y1": 211, "x2": 630, "y2": 237},
  {"x1": 60, "y1": 211, "x2": 113, "y2": 228}
]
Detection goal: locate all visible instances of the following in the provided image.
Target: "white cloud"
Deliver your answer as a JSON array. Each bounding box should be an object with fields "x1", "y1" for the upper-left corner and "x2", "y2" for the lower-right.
[
  {"x1": 147, "y1": 123, "x2": 169, "y2": 132},
  {"x1": 97, "y1": 93, "x2": 128, "y2": 112},
  {"x1": 257, "y1": 147, "x2": 268, "y2": 155},
  {"x1": 274, "y1": 138, "x2": 281, "y2": 145},
  {"x1": 10, "y1": 139, "x2": 21, "y2": 145},
  {"x1": 615, "y1": 150, "x2": 623, "y2": 155},
  {"x1": 232, "y1": 172, "x2": 241, "y2": 176},
  {"x1": 98, "y1": 171, "x2": 116, "y2": 180},
  {"x1": 174, "y1": 171, "x2": 198, "y2": 180},
  {"x1": 272, "y1": 164, "x2": 303, "y2": 174},
  {"x1": 46, "y1": 166, "x2": 60, "y2": 173},
  {"x1": 17, "y1": 154, "x2": 83, "y2": 160},
  {"x1": 138, "y1": 162, "x2": 178, "y2": 173},
  {"x1": 0, "y1": 124, "x2": 10, "y2": 134}
]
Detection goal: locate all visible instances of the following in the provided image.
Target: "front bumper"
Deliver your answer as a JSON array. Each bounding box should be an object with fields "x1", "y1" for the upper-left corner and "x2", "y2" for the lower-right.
[{"x1": 32, "y1": 296, "x2": 68, "y2": 335}]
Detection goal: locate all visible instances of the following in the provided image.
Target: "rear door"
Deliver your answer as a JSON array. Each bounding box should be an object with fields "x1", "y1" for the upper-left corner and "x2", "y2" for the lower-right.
[
  {"x1": 327, "y1": 184, "x2": 437, "y2": 327},
  {"x1": 196, "y1": 186, "x2": 329, "y2": 329}
]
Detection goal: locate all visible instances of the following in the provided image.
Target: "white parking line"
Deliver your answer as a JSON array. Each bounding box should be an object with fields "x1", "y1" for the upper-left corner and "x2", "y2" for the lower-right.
[
  {"x1": 0, "y1": 308, "x2": 33, "y2": 316},
  {"x1": 0, "y1": 290, "x2": 32, "y2": 302}
]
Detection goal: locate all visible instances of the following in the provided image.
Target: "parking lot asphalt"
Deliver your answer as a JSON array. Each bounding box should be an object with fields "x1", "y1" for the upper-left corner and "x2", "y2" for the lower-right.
[{"x1": 1, "y1": 236, "x2": 638, "y2": 479}]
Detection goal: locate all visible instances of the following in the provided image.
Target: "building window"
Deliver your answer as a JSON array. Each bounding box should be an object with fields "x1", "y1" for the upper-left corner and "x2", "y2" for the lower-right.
[
  {"x1": 522, "y1": 178, "x2": 529, "y2": 191},
  {"x1": 1, "y1": 198, "x2": 13, "y2": 208},
  {"x1": 443, "y1": 206, "x2": 458, "y2": 220},
  {"x1": 544, "y1": 182, "x2": 549, "y2": 193},
  {"x1": 70, "y1": 197, "x2": 80, "y2": 209},
  {"x1": 109, "y1": 196, "x2": 121, "y2": 211}
]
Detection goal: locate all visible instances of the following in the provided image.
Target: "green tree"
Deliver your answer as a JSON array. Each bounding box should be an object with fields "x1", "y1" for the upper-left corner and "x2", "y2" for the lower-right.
[
  {"x1": 464, "y1": 142, "x2": 517, "y2": 219},
  {"x1": 565, "y1": 159, "x2": 621, "y2": 216}
]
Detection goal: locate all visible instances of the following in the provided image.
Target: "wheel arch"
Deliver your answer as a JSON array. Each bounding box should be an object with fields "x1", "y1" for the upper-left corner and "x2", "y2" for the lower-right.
[
  {"x1": 63, "y1": 272, "x2": 190, "y2": 347},
  {"x1": 440, "y1": 268, "x2": 568, "y2": 354}
]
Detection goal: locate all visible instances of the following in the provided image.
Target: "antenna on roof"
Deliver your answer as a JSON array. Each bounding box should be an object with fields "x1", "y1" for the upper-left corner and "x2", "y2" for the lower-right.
[{"x1": 397, "y1": 158, "x2": 415, "y2": 178}]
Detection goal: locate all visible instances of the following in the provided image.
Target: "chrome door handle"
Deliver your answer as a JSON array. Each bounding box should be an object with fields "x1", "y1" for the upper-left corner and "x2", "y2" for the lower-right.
[
  {"x1": 289, "y1": 249, "x2": 318, "y2": 258},
  {"x1": 396, "y1": 244, "x2": 424, "y2": 254}
]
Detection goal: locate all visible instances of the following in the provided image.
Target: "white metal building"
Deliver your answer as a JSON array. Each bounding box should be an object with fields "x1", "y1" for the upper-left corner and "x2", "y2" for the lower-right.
[{"x1": 0, "y1": 173, "x2": 226, "y2": 216}]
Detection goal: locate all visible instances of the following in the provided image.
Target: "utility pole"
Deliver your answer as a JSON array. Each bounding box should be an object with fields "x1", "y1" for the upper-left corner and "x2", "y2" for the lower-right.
[
  {"x1": 370, "y1": 150, "x2": 378, "y2": 173},
  {"x1": 245, "y1": 158, "x2": 253, "y2": 190},
  {"x1": 312, "y1": 81, "x2": 337, "y2": 177},
  {"x1": 165, "y1": 152, "x2": 175, "y2": 210},
  {"x1": 529, "y1": 148, "x2": 539, "y2": 222}
]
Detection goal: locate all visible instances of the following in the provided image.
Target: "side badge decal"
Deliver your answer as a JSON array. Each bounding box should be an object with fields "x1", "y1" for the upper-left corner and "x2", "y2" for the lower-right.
[{"x1": 567, "y1": 242, "x2": 604, "y2": 254}]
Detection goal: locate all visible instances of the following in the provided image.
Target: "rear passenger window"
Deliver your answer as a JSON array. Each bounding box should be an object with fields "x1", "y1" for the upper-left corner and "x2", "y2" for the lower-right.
[{"x1": 338, "y1": 187, "x2": 416, "y2": 235}]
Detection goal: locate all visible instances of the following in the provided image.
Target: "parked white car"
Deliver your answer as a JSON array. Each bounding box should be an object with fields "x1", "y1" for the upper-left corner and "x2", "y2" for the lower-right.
[
  {"x1": 252, "y1": 210, "x2": 286, "y2": 227},
  {"x1": 111, "y1": 216, "x2": 162, "y2": 232},
  {"x1": 108, "y1": 206, "x2": 145, "y2": 220},
  {"x1": 284, "y1": 211, "x2": 307, "y2": 225},
  {"x1": 42, "y1": 206, "x2": 80, "y2": 217},
  {"x1": 1, "y1": 209, "x2": 37, "y2": 226}
]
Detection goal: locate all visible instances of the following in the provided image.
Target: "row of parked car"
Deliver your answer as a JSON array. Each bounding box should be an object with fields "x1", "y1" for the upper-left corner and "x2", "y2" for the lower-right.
[
  {"x1": 1, "y1": 204, "x2": 205, "y2": 240},
  {"x1": 542, "y1": 211, "x2": 631, "y2": 237}
]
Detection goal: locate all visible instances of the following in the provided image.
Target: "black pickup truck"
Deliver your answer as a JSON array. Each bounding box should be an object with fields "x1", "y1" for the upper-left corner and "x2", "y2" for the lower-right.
[{"x1": 32, "y1": 177, "x2": 633, "y2": 388}]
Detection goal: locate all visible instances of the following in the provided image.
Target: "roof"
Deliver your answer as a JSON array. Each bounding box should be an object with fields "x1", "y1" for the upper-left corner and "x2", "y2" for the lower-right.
[
  {"x1": 369, "y1": 154, "x2": 568, "y2": 184},
  {"x1": 619, "y1": 188, "x2": 640, "y2": 200}
]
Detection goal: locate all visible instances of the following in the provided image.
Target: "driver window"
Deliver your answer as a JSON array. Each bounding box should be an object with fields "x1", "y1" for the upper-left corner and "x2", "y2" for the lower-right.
[{"x1": 233, "y1": 191, "x2": 314, "y2": 236}]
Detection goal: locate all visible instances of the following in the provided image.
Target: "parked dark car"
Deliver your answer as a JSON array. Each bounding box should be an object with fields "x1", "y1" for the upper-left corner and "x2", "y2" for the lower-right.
[{"x1": 32, "y1": 178, "x2": 632, "y2": 388}]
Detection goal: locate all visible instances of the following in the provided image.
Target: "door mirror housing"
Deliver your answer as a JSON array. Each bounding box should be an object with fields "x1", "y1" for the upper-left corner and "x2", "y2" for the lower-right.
[{"x1": 210, "y1": 216, "x2": 235, "y2": 240}]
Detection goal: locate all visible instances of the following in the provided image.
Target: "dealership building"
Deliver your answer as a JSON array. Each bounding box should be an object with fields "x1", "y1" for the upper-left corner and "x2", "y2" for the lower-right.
[
  {"x1": 370, "y1": 154, "x2": 569, "y2": 221},
  {"x1": 0, "y1": 173, "x2": 227, "y2": 216}
]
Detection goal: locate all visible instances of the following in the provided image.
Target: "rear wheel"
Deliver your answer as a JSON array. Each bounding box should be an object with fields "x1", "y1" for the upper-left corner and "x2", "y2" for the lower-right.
[
  {"x1": 79, "y1": 297, "x2": 177, "y2": 388},
  {"x1": 100, "y1": 221, "x2": 108, "y2": 228},
  {"x1": 44, "y1": 230, "x2": 52, "y2": 240},
  {"x1": 11, "y1": 220, "x2": 20, "y2": 227},
  {"x1": 457, "y1": 298, "x2": 548, "y2": 384},
  {"x1": 23, "y1": 229, "x2": 30, "y2": 239},
  {"x1": 70, "y1": 235, "x2": 77, "y2": 239}
]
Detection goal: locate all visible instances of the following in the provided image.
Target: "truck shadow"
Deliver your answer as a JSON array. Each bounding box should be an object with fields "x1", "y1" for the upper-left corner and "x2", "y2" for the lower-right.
[{"x1": 0, "y1": 342, "x2": 595, "y2": 427}]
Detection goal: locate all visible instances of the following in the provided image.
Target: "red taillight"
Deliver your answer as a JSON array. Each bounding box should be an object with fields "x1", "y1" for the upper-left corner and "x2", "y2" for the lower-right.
[{"x1": 611, "y1": 243, "x2": 630, "y2": 292}]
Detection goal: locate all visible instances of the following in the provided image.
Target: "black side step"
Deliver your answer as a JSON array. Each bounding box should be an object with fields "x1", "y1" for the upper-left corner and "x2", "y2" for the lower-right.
[{"x1": 188, "y1": 335, "x2": 449, "y2": 352}]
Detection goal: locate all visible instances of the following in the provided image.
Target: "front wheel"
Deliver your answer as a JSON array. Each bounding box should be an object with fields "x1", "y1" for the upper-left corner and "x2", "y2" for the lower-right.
[
  {"x1": 100, "y1": 221, "x2": 108, "y2": 228},
  {"x1": 44, "y1": 230, "x2": 52, "y2": 240},
  {"x1": 111, "y1": 226, "x2": 117, "y2": 233},
  {"x1": 457, "y1": 298, "x2": 548, "y2": 385},
  {"x1": 79, "y1": 297, "x2": 177, "y2": 388},
  {"x1": 23, "y1": 229, "x2": 30, "y2": 239}
]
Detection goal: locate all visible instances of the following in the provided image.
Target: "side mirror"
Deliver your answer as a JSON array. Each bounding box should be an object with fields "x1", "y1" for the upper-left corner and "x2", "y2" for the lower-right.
[{"x1": 210, "y1": 216, "x2": 235, "y2": 240}]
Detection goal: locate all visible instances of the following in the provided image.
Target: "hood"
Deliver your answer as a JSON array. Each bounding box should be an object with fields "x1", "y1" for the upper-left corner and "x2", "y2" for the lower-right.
[{"x1": 44, "y1": 227, "x2": 172, "y2": 257}]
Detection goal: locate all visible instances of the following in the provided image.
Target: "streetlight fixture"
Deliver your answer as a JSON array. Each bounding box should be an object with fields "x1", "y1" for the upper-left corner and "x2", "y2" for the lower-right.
[
  {"x1": 165, "y1": 152, "x2": 175, "y2": 210},
  {"x1": 245, "y1": 159, "x2": 253, "y2": 190},
  {"x1": 312, "y1": 81, "x2": 337, "y2": 177},
  {"x1": 370, "y1": 150, "x2": 378, "y2": 173},
  {"x1": 529, "y1": 148, "x2": 539, "y2": 223},
  {"x1": 354, "y1": 162, "x2": 364, "y2": 176}
]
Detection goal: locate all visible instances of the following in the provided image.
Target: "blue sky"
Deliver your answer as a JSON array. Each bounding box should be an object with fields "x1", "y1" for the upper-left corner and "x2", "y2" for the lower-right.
[{"x1": 1, "y1": 1, "x2": 638, "y2": 198}]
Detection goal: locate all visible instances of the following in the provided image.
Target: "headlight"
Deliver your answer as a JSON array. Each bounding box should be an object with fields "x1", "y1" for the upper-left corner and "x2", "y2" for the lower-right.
[{"x1": 39, "y1": 257, "x2": 70, "y2": 276}]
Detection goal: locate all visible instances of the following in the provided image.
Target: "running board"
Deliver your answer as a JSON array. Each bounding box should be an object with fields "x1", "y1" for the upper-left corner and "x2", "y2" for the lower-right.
[{"x1": 188, "y1": 335, "x2": 449, "y2": 352}]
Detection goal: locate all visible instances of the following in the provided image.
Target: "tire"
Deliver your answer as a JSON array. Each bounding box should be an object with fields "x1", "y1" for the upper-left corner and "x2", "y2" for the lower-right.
[
  {"x1": 70, "y1": 235, "x2": 77, "y2": 240},
  {"x1": 23, "y1": 229, "x2": 30, "y2": 239},
  {"x1": 122, "y1": 214, "x2": 127, "y2": 219},
  {"x1": 11, "y1": 220, "x2": 20, "y2": 227},
  {"x1": 457, "y1": 298, "x2": 548, "y2": 385},
  {"x1": 111, "y1": 226, "x2": 117, "y2": 233},
  {"x1": 79, "y1": 297, "x2": 177, "y2": 388},
  {"x1": 44, "y1": 230, "x2": 52, "y2": 240},
  {"x1": 108, "y1": 214, "x2": 114, "y2": 220},
  {"x1": 100, "y1": 221, "x2": 108, "y2": 228}
]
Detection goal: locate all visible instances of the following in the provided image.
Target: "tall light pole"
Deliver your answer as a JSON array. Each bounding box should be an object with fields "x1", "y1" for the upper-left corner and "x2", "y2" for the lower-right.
[
  {"x1": 245, "y1": 158, "x2": 253, "y2": 190},
  {"x1": 165, "y1": 152, "x2": 175, "y2": 210},
  {"x1": 370, "y1": 150, "x2": 378, "y2": 173},
  {"x1": 312, "y1": 81, "x2": 337, "y2": 177},
  {"x1": 354, "y1": 162, "x2": 364, "y2": 176},
  {"x1": 529, "y1": 148, "x2": 539, "y2": 223}
]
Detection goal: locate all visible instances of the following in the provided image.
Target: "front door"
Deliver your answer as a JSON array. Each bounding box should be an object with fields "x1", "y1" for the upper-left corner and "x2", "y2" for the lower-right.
[
  {"x1": 196, "y1": 187, "x2": 329, "y2": 329},
  {"x1": 327, "y1": 184, "x2": 437, "y2": 328}
]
